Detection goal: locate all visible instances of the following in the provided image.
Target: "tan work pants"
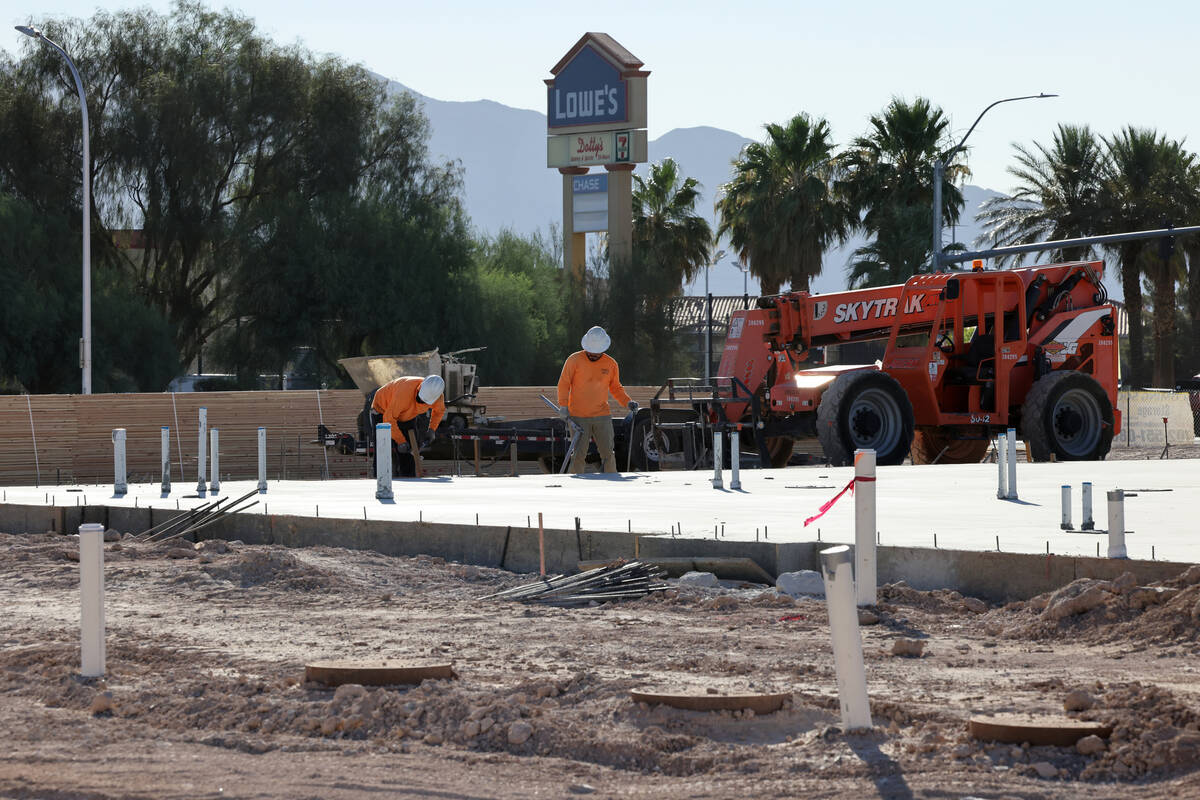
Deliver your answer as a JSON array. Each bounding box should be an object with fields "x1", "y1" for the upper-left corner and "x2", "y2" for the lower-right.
[{"x1": 568, "y1": 415, "x2": 617, "y2": 474}]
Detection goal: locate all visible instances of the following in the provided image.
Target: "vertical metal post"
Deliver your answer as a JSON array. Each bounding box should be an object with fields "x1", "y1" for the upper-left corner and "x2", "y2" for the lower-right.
[
  {"x1": 196, "y1": 407, "x2": 207, "y2": 494},
  {"x1": 1005, "y1": 428, "x2": 1018, "y2": 500},
  {"x1": 510, "y1": 440, "x2": 518, "y2": 477},
  {"x1": 854, "y1": 449, "x2": 877, "y2": 607},
  {"x1": 730, "y1": 430, "x2": 741, "y2": 490},
  {"x1": 257, "y1": 427, "x2": 268, "y2": 492},
  {"x1": 932, "y1": 159, "x2": 944, "y2": 270},
  {"x1": 820, "y1": 545, "x2": 872, "y2": 730},
  {"x1": 79, "y1": 522, "x2": 105, "y2": 677},
  {"x1": 1107, "y1": 490, "x2": 1127, "y2": 558},
  {"x1": 209, "y1": 428, "x2": 220, "y2": 494},
  {"x1": 160, "y1": 426, "x2": 171, "y2": 495},
  {"x1": 711, "y1": 429, "x2": 723, "y2": 488},
  {"x1": 996, "y1": 435, "x2": 1007, "y2": 498},
  {"x1": 1081, "y1": 482, "x2": 1094, "y2": 530},
  {"x1": 111, "y1": 429, "x2": 126, "y2": 496},
  {"x1": 1060, "y1": 485, "x2": 1072, "y2": 530},
  {"x1": 375, "y1": 424, "x2": 393, "y2": 500}
]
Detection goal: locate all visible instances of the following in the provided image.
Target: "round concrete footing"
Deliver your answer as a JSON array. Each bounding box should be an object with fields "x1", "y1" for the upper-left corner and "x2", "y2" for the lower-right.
[
  {"x1": 630, "y1": 689, "x2": 789, "y2": 714},
  {"x1": 305, "y1": 660, "x2": 456, "y2": 687},
  {"x1": 968, "y1": 714, "x2": 1112, "y2": 746}
]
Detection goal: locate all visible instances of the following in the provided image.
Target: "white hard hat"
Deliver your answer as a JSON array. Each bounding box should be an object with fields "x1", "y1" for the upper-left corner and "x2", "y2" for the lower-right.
[
  {"x1": 581, "y1": 326, "x2": 610, "y2": 354},
  {"x1": 418, "y1": 374, "x2": 445, "y2": 404}
]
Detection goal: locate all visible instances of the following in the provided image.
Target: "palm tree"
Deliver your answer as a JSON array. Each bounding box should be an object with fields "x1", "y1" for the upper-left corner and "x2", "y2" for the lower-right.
[
  {"x1": 975, "y1": 124, "x2": 1107, "y2": 264},
  {"x1": 1101, "y1": 128, "x2": 1196, "y2": 387},
  {"x1": 631, "y1": 158, "x2": 713, "y2": 303},
  {"x1": 715, "y1": 113, "x2": 851, "y2": 294},
  {"x1": 839, "y1": 97, "x2": 965, "y2": 288}
]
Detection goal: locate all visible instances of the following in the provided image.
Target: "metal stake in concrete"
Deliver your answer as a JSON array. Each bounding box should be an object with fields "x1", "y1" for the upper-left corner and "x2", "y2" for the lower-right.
[
  {"x1": 711, "y1": 430, "x2": 723, "y2": 489},
  {"x1": 1081, "y1": 482, "x2": 1094, "y2": 530},
  {"x1": 209, "y1": 428, "x2": 220, "y2": 494},
  {"x1": 257, "y1": 427, "x2": 268, "y2": 493},
  {"x1": 538, "y1": 512, "x2": 545, "y2": 576},
  {"x1": 160, "y1": 426, "x2": 171, "y2": 495},
  {"x1": 79, "y1": 522, "x2": 105, "y2": 677},
  {"x1": 854, "y1": 449, "x2": 877, "y2": 607},
  {"x1": 1006, "y1": 428, "x2": 1018, "y2": 500},
  {"x1": 112, "y1": 428, "x2": 127, "y2": 496},
  {"x1": 1060, "y1": 485, "x2": 1073, "y2": 530},
  {"x1": 1107, "y1": 489, "x2": 1127, "y2": 559},
  {"x1": 196, "y1": 407, "x2": 208, "y2": 495},
  {"x1": 819, "y1": 545, "x2": 872, "y2": 731},
  {"x1": 730, "y1": 431, "x2": 741, "y2": 490},
  {"x1": 996, "y1": 435, "x2": 1007, "y2": 498},
  {"x1": 375, "y1": 424, "x2": 393, "y2": 501}
]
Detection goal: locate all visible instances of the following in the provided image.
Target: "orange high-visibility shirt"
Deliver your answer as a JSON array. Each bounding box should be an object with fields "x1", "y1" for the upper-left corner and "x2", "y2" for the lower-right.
[
  {"x1": 556, "y1": 351, "x2": 631, "y2": 417},
  {"x1": 371, "y1": 376, "x2": 445, "y2": 445}
]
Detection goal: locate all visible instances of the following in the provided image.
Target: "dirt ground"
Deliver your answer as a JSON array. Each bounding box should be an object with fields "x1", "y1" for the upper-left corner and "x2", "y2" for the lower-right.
[{"x1": 1, "y1": 529, "x2": 1199, "y2": 800}]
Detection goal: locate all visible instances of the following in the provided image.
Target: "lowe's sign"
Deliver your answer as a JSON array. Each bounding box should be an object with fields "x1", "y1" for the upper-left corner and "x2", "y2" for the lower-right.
[{"x1": 547, "y1": 45, "x2": 627, "y2": 129}]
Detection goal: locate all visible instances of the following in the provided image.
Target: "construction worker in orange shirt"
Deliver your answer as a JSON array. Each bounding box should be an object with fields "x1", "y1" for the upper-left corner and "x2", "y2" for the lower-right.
[
  {"x1": 556, "y1": 326, "x2": 636, "y2": 474},
  {"x1": 370, "y1": 374, "x2": 445, "y2": 477}
]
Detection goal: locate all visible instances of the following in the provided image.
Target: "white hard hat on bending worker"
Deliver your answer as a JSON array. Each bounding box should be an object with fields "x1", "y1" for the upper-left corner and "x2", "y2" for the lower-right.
[{"x1": 556, "y1": 326, "x2": 637, "y2": 474}]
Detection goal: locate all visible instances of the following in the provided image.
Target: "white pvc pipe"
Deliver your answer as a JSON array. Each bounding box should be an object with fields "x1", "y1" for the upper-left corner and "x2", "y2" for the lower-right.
[
  {"x1": 996, "y1": 435, "x2": 1007, "y2": 498},
  {"x1": 1060, "y1": 485, "x2": 1072, "y2": 530},
  {"x1": 730, "y1": 431, "x2": 741, "y2": 490},
  {"x1": 160, "y1": 426, "x2": 171, "y2": 494},
  {"x1": 196, "y1": 407, "x2": 208, "y2": 494},
  {"x1": 78, "y1": 522, "x2": 105, "y2": 677},
  {"x1": 209, "y1": 428, "x2": 220, "y2": 494},
  {"x1": 711, "y1": 430, "x2": 723, "y2": 489},
  {"x1": 112, "y1": 428, "x2": 127, "y2": 496},
  {"x1": 1081, "y1": 482, "x2": 1094, "y2": 530},
  {"x1": 1006, "y1": 428, "x2": 1018, "y2": 500},
  {"x1": 820, "y1": 545, "x2": 872, "y2": 730},
  {"x1": 1107, "y1": 489, "x2": 1127, "y2": 558},
  {"x1": 257, "y1": 427, "x2": 268, "y2": 493},
  {"x1": 854, "y1": 449, "x2": 877, "y2": 607},
  {"x1": 376, "y1": 423, "x2": 393, "y2": 500}
]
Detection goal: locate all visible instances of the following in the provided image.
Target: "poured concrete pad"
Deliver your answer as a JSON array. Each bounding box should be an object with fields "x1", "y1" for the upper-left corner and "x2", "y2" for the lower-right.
[
  {"x1": 304, "y1": 660, "x2": 456, "y2": 686},
  {"x1": 8, "y1": 457, "x2": 1198, "y2": 563},
  {"x1": 969, "y1": 714, "x2": 1112, "y2": 746},
  {"x1": 631, "y1": 689, "x2": 790, "y2": 714}
]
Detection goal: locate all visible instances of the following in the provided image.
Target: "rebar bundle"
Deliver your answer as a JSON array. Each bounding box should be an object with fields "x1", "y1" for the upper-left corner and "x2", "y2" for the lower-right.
[
  {"x1": 485, "y1": 561, "x2": 669, "y2": 607},
  {"x1": 135, "y1": 489, "x2": 260, "y2": 544}
]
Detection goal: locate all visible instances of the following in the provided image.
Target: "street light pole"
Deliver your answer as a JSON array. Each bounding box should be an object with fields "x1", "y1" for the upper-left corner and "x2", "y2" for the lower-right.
[
  {"x1": 704, "y1": 249, "x2": 726, "y2": 384},
  {"x1": 931, "y1": 93, "x2": 1057, "y2": 271},
  {"x1": 17, "y1": 25, "x2": 92, "y2": 394}
]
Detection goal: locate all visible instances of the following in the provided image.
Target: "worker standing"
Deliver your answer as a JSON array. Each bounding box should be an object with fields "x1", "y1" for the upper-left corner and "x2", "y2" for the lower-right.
[
  {"x1": 556, "y1": 326, "x2": 637, "y2": 474},
  {"x1": 370, "y1": 375, "x2": 445, "y2": 477}
]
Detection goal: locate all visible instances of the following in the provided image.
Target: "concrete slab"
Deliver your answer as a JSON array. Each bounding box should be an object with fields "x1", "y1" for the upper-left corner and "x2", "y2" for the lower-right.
[{"x1": 2, "y1": 459, "x2": 1196, "y2": 563}]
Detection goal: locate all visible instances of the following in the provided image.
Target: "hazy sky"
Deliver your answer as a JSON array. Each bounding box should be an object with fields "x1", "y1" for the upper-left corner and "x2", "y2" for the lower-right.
[{"x1": 7, "y1": 0, "x2": 1197, "y2": 194}]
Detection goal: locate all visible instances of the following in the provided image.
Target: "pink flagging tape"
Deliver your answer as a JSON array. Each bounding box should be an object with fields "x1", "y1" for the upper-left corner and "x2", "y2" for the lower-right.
[{"x1": 802, "y1": 475, "x2": 875, "y2": 527}]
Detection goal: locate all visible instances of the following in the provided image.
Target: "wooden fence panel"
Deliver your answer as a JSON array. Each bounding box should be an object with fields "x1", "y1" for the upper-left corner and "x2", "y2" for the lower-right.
[{"x1": 0, "y1": 386, "x2": 661, "y2": 486}]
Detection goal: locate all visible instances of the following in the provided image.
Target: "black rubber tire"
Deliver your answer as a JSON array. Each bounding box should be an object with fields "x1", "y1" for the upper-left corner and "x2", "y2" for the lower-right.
[
  {"x1": 1021, "y1": 371, "x2": 1114, "y2": 461},
  {"x1": 910, "y1": 430, "x2": 991, "y2": 465},
  {"x1": 817, "y1": 371, "x2": 914, "y2": 466},
  {"x1": 764, "y1": 436, "x2": 795, "y2": 468}
]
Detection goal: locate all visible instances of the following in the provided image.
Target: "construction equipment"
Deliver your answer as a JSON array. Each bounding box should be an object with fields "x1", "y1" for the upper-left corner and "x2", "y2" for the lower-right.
[{"x1": 651, "y1": 260, "x2": 1121, "y2": 467}]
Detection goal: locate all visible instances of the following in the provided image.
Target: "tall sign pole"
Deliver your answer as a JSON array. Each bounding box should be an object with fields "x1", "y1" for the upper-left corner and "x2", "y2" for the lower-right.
[{"x1": 546, "y1": 33, "x2": 649, "y2": 277}]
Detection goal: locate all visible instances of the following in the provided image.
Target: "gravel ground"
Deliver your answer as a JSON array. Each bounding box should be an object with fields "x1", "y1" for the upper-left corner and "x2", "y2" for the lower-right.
[{"x1": 1, "y1": 530, "x2": 1198, "y2": 799}]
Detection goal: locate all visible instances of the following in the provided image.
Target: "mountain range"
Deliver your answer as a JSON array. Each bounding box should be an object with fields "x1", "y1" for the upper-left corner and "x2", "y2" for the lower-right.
[{"x1": 386, "y1": 79, "x2": 1010, "y2": 298}]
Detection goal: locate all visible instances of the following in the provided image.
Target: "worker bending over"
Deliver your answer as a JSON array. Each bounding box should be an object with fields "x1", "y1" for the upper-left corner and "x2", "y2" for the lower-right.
[
  {"x1": 556, "y1": 326, "x2": 637, "y2": 474},
  {"x1": 371, "y1": 375, "x2": 445, "y2": 477}
]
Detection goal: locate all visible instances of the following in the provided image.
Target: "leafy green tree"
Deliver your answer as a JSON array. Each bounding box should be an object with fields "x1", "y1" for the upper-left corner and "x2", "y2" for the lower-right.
[
  {"x1": 1101, "y1": 128, "x2": 1196, "y2": 387},
  {"x1": 839, "y1": 97, "x2": 965, "y2": 288},
  {"x1": 632, "y1": 158, "x2": 713, "y2": 301},
  {"x1": 976, "y1": 124, "x2": 1108, "y2": 264},
  {"x1": 716, "y1": 113, "x2": 851, "y2": 294}
]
